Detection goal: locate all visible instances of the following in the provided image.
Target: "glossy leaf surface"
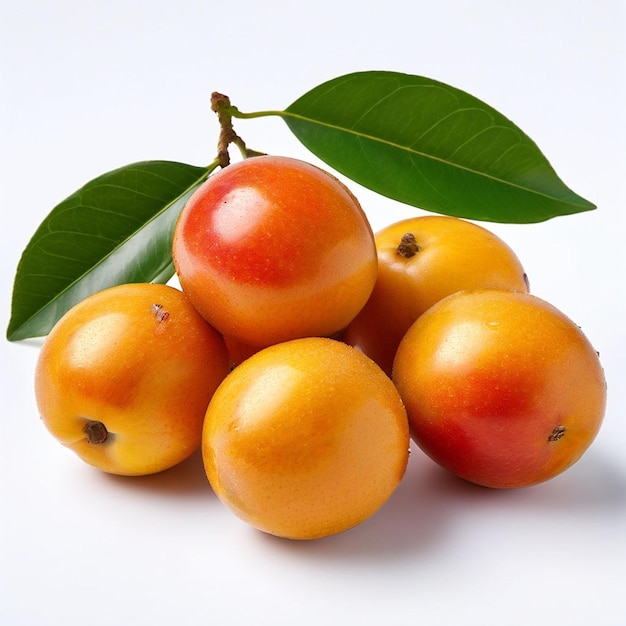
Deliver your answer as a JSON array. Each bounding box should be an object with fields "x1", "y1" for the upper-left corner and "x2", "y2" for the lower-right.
[
  {"x1": 280, "y1": 71, "x2": 595, "y2": 223},
  {"x1": 7, "y1": 161, "x2": 209, "y2": 341}
]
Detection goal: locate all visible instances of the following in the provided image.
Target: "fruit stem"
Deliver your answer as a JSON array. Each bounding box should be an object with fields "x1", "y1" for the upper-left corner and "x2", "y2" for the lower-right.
[
  {"x1": 84, "y1": 420, "x2": 108, "y2": 444},
  {"x1": 211, "y1": 92, "x2": 265, "y2": 167},
  {"x1": 548, "y1": 425, "x2": 566, "y2": 442},
  {"x1": 397, "y1": 233, "x2": 420, "y2": 258}
]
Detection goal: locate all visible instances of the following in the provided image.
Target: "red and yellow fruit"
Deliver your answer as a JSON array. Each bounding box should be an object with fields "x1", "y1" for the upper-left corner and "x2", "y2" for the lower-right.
[
  {"x1": 172, "y1": 155, "x2": 378, "y2": 349},
  {"x1": 31, "y1": 151, "x2": 607, "y2": 539},
  {"x1": 392, "y1": 289, "x2": 606, "y2": 488}
]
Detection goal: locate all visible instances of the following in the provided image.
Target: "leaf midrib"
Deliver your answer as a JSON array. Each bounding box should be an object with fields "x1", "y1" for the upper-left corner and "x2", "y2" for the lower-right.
[
  {"x1": 11, "y1": 167, "x2": 210, "y2": 337},
  {"x1": 280, "y1": 110, "x2": 588, "y2": 208}
]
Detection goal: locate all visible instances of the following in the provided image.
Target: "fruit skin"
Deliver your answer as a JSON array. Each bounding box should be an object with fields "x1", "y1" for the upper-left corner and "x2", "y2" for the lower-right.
[
  {"x1": 35, "y1": 283, "x2": 230, "y2": 476},
  {"x1": 392, "y1": 289, "x2": 606, "y2": 489},
  {"x1": 172, "y1": 155, "x2": 378, "y2": 348},
  {"x1": 203, "y1": 337, "x2": 410, "y2": 540},
  {"x1": 342, "y1": 215, "x2": 529, "y2": 376}
]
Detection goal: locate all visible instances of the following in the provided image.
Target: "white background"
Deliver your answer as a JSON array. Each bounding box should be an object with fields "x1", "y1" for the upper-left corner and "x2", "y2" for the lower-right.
[{"x1": 1, "y1": 1, "x2": 625, "y2": 624}]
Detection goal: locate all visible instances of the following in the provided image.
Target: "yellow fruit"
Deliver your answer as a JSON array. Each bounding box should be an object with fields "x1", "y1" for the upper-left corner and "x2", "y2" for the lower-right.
[
  {"x1": 35, "y1": 283, "x2": 230, "y2": 476},
  {"x1": 343, "y1": 215, "x2": 529, "y2": 375},
  {"x1": 203, "y1": 337, "x2": 410, "y2": 539}
]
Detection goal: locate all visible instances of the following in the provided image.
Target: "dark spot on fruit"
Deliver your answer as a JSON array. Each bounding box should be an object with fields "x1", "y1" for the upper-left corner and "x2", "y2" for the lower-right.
[
  {"x1": 152, "y1": 303, "x2": 170, "y2": 322},
  {"x1": 548, "y1": 425, "x2": 566, "y2": 442}
]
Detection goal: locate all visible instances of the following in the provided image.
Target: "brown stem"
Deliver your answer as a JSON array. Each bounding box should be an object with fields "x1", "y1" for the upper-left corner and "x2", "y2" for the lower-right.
[
  {"x1": 84, "y1": 420, "x2": 108, "y2": 444},
  {"x1": 210, "y1": 92, "x2": 265, "y2": 167},
  {"x1": 548, "y1": 425, "x2": 566, "y2": 442},
  {"x1": 397, "y1": 233, "x2": 420, "y2": 258}
]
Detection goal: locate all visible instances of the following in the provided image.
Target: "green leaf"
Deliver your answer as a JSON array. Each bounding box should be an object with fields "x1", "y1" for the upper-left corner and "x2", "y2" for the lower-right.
[
  {"x1": 278, "y1": 70, "x2": 595, "y2": 223},
  {"x1": 7, "y1": 160, "x2": 210, "y2": 341}
]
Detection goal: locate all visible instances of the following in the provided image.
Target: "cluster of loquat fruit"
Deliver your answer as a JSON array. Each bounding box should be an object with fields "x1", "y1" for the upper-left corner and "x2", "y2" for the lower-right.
[{"x1": 35, "y1": 156, "x2": 606, "y2": 540}]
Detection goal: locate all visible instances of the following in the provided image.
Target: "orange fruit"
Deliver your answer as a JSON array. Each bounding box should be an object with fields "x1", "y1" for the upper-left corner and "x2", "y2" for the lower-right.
[
  {"x1": 343, "y1": 215, "x2": 529, "y2": 375},
  {"x1": 35, "y1": 283, "x2": 230, "y2": 476},
  {"x1": 392, "y1": 289, "x2": 606, "y2": 488},
  {"x1": 202, "y1": 337, "x2": 410, "y2": 539},
  {"x1": 172, "y1": 155, "x2": 378, "y2": 348}
]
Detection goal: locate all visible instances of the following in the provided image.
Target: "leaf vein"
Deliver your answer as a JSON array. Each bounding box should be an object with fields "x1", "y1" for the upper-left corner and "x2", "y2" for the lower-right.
[{"x1": 281, "y1": 110, "x2": 560, "y2": 200}]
